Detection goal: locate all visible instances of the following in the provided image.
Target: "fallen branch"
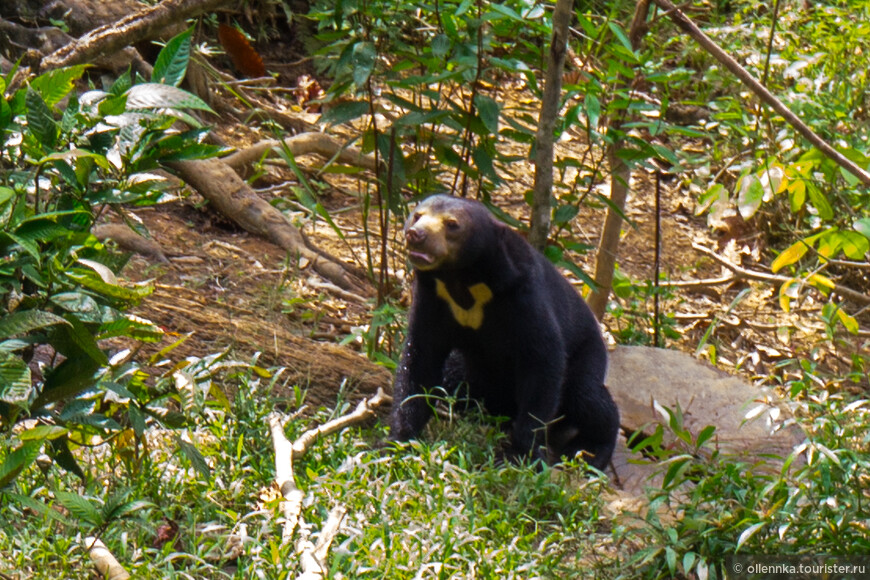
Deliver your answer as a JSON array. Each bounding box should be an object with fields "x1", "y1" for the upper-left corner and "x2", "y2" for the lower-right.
[
  {"x1": 268, "y1": 413, "x2": 305, "y2": 544},
  {"x1": 651, "y1": 0, "x2": 870, "y2": 186},
  {"x1": 692, "y1": 243, "x2": 870, "y2": 305},
  {"x1": 168, "y1": 158, "x2": 370, "y2": 295},
  {"x1": 41, "y1": 0, "x2": 233, "y2": 72},
  {"x1": 84, "y1": 537, "x2": 130, "y2": 580},
  {"x1": 223, "y1": 133, "x2": 378, "y2": 174},
  {"x1": 292, "y1": 388, "x2": 390, "y2": 459},
  {"x1": 267, "y1": 388, "x2": 387, "y2": 576}
]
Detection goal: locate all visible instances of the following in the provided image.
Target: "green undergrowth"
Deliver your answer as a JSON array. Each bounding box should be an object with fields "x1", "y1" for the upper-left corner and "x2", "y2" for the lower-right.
[{"x1": 0, "y1": 363, "x2": 611, "y2": 579}]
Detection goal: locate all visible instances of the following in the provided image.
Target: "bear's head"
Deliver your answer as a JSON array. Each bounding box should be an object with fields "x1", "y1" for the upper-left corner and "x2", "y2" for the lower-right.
[{"x1": 404, "y1": 195, "x2": 495, "y2": 272}]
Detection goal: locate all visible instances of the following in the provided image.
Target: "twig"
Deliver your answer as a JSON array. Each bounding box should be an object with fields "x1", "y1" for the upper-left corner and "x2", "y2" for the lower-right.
[
  {"x1": 650, "y1": 0, "x2": 870, "y2": 186},
  {"x1": 84, "y1": 537, "x2": 130, "y2": 580},
  {"x1": 292, "y1": 388, "x2": 390, "y2": 459},
  {"x1": 692, "y1": 243, "x2": 870, "y2": 305}
]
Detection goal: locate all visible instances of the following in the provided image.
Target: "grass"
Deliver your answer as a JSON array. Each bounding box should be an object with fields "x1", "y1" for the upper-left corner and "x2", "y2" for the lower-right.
[
  {"x1": 0, "y1": 366, "x2": 611, "y2": 579},
  {"x1": 2, "y1": 356, "x2": 868, "y2": 579}
]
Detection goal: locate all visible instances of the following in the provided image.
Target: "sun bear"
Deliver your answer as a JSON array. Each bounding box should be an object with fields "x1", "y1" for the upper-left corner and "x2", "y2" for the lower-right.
[{"x1": 390, "y1": 194, "x2": 619, "y2": 470}]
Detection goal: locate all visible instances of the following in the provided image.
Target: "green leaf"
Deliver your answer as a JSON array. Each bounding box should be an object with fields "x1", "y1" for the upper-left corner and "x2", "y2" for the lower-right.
[
  {"x1": 321, "y1": 100, "x2": 369, "y2": 126},
  {"x1": 0, "y1": 441, "x2": 41, "y2": 488},
  {"x1": 30, "y1": 65, "x2": 89, "y2": 107},
  {"x1": 68, "y1": 271, "x2": 153, "y2": 303},
  {"x1": 152, "y1": 26, "x2": 193, "y2": 86},
  {"x1": 103, "y1": 498, "x2": 153, "y2": 521},
  {"x1": 25, "y1": 88, "x2": 58, "y2": 149},
  {"x1": 432, "y1": 34, "x2": 451, "y2": 58},
  {"x1": 770, "y1": 240, "x2": 810, "y2": 273},
  {"x1": 2, "y1": 492, "x2": 71, "y2": 525},
  {"x1": 805, "y1": 181, "x2": 833, "y2": 220},
  {"x1": 835, "y1": 307, "x2": 859, "y2": 334},
  {"x1": 0, "y1": 352, "x2": 32, "y2": 405},
  {"x1": 54, "y1": 492, "x2": 103, "y2": 526},
  {"x1": 177, "y1": 437, "x2": 210, "y2": 478},
  {"x1": 19, "y1": 424, "x2": 69, "y2": 441},
  {"x1": 585, "y1": 93, "x2": 600, "y2": 131},
  {"x1": 0, "y1": 186, "x2": 13, "y2": 206},
  {"x1": 97, "y1": 316, "x2": 164, "y2": 342},
  {"x1": 839, "y1": 231, "x2": 869, "y2": 259},
  {"x1": 352, "y1": 41, "x2": 377, "y2": 87},
  {"x1": 125, "y1": 84, "x2": 214, "y2": 113},
  {"x1": 0, "y1": 310, "x2": 71, "y2": 340},
  {"x1": 736, "y1": 522, "x2": 765, "y2": 551},
  {"x1": 474, "y1": 94, "x2": 500, "y2": 133},
  {"x1": 854, "y1": 218, "x2": 870, "y2": 240}
]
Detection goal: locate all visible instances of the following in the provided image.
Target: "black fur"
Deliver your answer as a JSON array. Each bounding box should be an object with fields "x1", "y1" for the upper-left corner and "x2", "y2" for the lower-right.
[{"x1": 390, "y1": 195, "x2": 619, "y2": 470}]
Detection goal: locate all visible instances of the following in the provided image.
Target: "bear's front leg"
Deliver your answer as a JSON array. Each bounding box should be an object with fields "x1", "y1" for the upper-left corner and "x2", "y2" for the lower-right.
[
  {"x1": 509, "y1": 350, "x2": 566, "y2": 463},
  {"x1": 389, "y1": 337, "x2": 449, "y2": 442}
]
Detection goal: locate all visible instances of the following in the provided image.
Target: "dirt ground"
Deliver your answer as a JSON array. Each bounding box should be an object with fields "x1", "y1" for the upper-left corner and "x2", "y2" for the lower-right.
[{"x1": 102, "y1": 81, "x2": 865, "y2": 412}]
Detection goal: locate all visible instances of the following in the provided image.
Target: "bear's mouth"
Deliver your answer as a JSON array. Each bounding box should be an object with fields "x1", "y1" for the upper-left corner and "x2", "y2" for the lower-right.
[{"x1": 408, "y1": 250, "x2": 434, "y2": 266}]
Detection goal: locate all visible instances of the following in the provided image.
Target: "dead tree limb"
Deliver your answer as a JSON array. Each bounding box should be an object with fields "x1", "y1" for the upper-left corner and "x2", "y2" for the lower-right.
[
  {"x1": 650, "y1": 0, "x2": 870, "y2": 186},
  {"x1": 223, "y1": 133, "x2": 378, "y2": 174},
  {"x1": 84, "y1": 537, "x2": 130, "y2": 580},
  {"x1": 168, "y1": 158, "x2": 370, "y2": 295},
  {"x1": 528, "y1": 0, "x2": 573, "y2": 250},
  {"x1": 292, "y1": 388, "x2": 389, "y2": 459},
  {"x1": 692, "y1": 243, "x2": 870, "y2": 305},
  {"x1": 268, "y1": 413, "x2": 306, "y2": 545},
  {"x1": 40, "y1": 0, "x2": 233, "y2": 72},
  {"x1": 587, "y1": 0, "x2": 650, "y2": 320}
]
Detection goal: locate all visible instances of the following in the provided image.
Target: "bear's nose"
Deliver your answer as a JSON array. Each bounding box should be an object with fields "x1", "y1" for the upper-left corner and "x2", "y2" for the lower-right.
[{"x1": 406, "y1": 227, "x2": 426, "y2": 245}]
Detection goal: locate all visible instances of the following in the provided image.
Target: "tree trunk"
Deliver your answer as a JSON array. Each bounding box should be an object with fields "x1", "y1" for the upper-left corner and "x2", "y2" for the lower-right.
[{"x1": 528, "y1": 0, "x2": 573, "y2": 251}]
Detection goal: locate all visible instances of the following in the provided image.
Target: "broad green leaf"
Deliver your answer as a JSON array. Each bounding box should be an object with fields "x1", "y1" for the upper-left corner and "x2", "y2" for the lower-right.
[
  {"x1": 54, "y1": 492, "x2": 103, "y2": 526},
  {"x1": 97, "y1": 316, "x2": 164, "y2": 342},
  {"x1": 177, "y1": 437, "x2": 210, "y2": 478},
  {"x1": 0, "y1": 441, "x2": 41, "y2": 488},
  {"x1": 38, "y1": 148, "x2": 111, "y2": 171},
  {"x1": 585, "y1": 93, "x2": 600, "y2": 131},
  {"x1": 736, "y1": 522, "x2": 765, "y2": 551},
  {"x1": 836, "y1": 307, "x2": 859, "y2": 334},
  {"x1": 2, "y1": 493, "x2": 71, "y2": 525},
  {"x1": 321, "y1": 100, "x2": 369, "y2": 126},
  {"x1": 805, "y1": 181, "x2": 833, "y2": 220},
  {"x1": 0, "y1": 310, "x2": 71, "y2": 340},
  {"x1": 68, "y1": 271, "x2": 153, "y2": 302},
  {"x1": 19, "y1": 425, "x2": 69, "y2": 441},
  {"x1": 30, "y1": 64, "x2": 89, "y2": 107},
  {"x1": 770, "y1": 240, "x2": 809, "y2": 273},
  {"x1": 736, "y1": 174, "x2": 764, "y2": 219},
  {"x1": 352, "y1": 41, "x2": 376, "y2": 87},
  {"x1": 839, "y1": 231, "x2": 869, "y2": 259},
  {"x1": 0, "y1": 186, "x2": 13, "y2": 206},
  {"x1": 432, "y1": 34, "x2": 451, "y2": 58},
  {"x1": 778, "y1": 278, "x2": 799, "y2": 312},
  {"x1": 104, "y1": 499, "x2": 154, "y2": 521},
  {"x1": 807, "y1": 273, "x2": 834, "y2": 291},
  {"x1": 474, "y1": 94, "x2": 500, "y2": 133},
  {"x1": 854, "y1": 218, "x2": 870, "y2": 240},
  {"x1": 125, "y1": 83, "x2": 214, "y2": 113},
  {"x1": 43, "y1": 316, "x2": 107, "y2": 370},
  {"x1": 0, "y1": 352, "x2": 32, "y2": 404},
  {"x1": 152, "y1": 26, "x2": 193, "y2": 86},
  {"x1": 25, "y1": 88, "x2": 58, "y2": 149}
]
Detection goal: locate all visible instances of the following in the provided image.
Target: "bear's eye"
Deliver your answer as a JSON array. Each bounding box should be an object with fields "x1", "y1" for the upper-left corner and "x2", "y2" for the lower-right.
[
  {"x1": 444, "y1": 218, "x2": 460, "y2": 231},
  {"x1": 410, "y1": 212, "x2": 422, "y2": 225}
]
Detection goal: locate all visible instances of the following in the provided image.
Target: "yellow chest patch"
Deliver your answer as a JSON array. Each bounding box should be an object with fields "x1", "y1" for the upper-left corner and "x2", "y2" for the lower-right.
[{"x1": 435, "y1": 279, "x2": 493, "y2": 330}]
